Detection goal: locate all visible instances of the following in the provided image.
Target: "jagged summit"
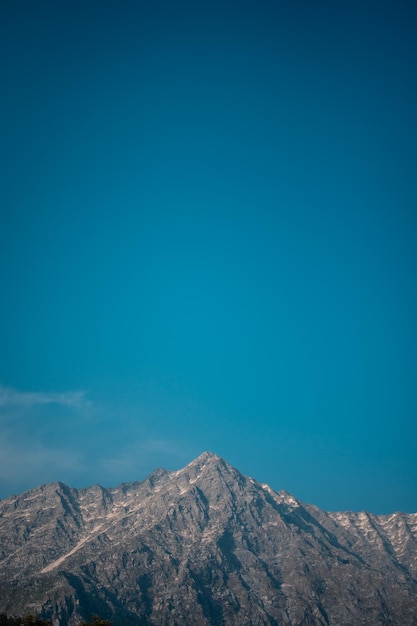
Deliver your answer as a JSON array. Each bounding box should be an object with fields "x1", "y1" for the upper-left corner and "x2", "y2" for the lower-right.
[
  {"x1": 182, "y1": 450, "x2": 226, "y2": 472},
  {"x1": 181, "y1": 450, "x2": 229, "y2": 473},
  {"x1": 1, "y1": 454, "x2": 416, "y2": 625},
  {"x1": 190, "y1": 450, "x2": 220, "y2": 463}
]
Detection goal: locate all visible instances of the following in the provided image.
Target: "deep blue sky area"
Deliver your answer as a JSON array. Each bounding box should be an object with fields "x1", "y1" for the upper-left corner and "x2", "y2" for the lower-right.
[{"x1": 1, "y1": 0, "x2": 416, "y2": 513}]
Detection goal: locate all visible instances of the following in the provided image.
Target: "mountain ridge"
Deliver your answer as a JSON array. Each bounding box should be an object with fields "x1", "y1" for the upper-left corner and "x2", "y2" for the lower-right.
[{"x1": 1, "y1": 452, "x2": 416, "y2": 625}]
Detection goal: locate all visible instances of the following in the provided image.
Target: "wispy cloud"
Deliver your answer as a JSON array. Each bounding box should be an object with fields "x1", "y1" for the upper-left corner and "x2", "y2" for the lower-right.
[
  {"x1": 0, "y1": 440, "x2": 83, "y2": 482},
  {"x1": 0, "y1": 385, "x2": 95, "y2": 497},
  {"x1": 0, "y1": 385, "x2": 89, "y2": 409},
  {"x1": 0, "y1": 385, "x2": 194, "y2": 498}
]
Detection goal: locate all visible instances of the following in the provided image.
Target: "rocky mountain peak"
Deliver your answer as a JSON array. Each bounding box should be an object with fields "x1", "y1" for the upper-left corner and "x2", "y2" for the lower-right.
[
  {"x1": 192, "y1": 450, "x2": 220, "y2": 462},
  {"x1": 182, "y1": 450, "x2": 225, "y2": 473},
  {"x1": 1, "y1": 453, "x2": 416, "y2": 625}
]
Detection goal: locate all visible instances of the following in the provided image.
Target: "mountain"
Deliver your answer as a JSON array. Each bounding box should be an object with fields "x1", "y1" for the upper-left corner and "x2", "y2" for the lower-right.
[{"x1": 0, "y1": 452, "x2": 416, "y2": 625}]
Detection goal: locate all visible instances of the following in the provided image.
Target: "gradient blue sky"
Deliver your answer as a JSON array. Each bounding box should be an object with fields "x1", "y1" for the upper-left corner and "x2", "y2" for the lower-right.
[{"x1": 1, "y1": 0, "x2": 416, "y2": 513}]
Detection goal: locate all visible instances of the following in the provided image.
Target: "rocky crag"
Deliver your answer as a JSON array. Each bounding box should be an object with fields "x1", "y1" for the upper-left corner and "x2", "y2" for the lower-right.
[{"x1": 1, "y1": 452, "x2": 416, "y2": 625}]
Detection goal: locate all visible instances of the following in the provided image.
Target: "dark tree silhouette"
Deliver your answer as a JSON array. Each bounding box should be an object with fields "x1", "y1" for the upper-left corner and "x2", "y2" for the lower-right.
[{"x1": 0, "y1": 616, "x2": 51, "y2": 626}]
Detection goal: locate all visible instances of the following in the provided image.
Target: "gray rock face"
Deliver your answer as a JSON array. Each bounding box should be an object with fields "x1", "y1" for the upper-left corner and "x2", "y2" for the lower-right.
[{"x1": 0, "y1": 452, "x2": 416, "y2": 625}]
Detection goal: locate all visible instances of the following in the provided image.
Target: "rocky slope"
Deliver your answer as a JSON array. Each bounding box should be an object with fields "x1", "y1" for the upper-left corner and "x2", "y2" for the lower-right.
[{"x1": 0, "y1": 452, "x2": 416, "y2": 625}]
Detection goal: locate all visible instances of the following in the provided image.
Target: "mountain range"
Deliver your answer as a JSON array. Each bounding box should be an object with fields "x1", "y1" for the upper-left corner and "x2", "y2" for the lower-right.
[{"x1": 0, "y1": 452, "x2": 416, "y2": 625}]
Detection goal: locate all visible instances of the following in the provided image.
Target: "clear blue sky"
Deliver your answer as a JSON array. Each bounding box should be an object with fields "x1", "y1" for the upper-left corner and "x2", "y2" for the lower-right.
[{"x1": 1, "y1": 0, "x2": 416, "y2": 513}]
